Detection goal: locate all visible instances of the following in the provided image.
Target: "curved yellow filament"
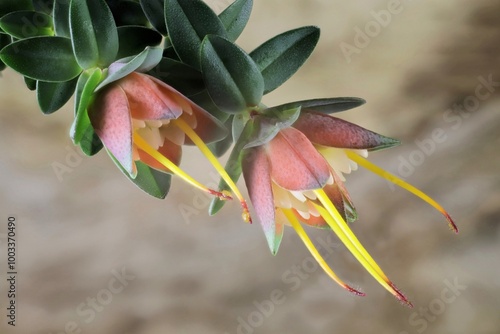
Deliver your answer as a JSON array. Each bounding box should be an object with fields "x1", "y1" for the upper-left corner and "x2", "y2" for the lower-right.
[
  {"x1": 282, "y1": 208, "x2": 365, "y2": 296},
  {"x1": 133, "y1": 133, "x2": 232, "y2": 200},
  {"x1": 313, "y1": 189, "x2": 412, "y2": 306},
  {"x1": 345, "y1": 151, "x2": 457, "y2": 233},
  {"x1": 173, "y1": 118, "x2": 251, "y2": 223}
]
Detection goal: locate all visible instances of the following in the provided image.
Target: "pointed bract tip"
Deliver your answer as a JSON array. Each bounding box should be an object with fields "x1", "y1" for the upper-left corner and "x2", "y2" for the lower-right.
[{"x1": 389, "y1": 282, "x2": 413, "y2": 308}]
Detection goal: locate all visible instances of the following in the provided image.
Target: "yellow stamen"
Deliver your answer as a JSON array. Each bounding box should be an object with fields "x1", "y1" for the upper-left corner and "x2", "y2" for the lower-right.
[
  {"x1": 282, "y1": 208, "x2": 365, "y2": 296},
  {"x1": 345, "y1": 151, "x2": 458, "y2": 233},
  {"x1": 133, "y1": 133, "x2": 232, "y2": 201},
  {"x1": 313, "y1": 189, "x2": 412, "y2": 307},
  {"x1": 173, "y1": 118, "x2": 251, "y2": 223}
]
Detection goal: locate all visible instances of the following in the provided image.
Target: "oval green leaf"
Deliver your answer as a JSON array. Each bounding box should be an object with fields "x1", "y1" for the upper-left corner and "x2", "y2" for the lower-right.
[
  {"x1": 250, "y1": 26, "x2": 320, "y2": 94},
  {"x1": 149, "y1": 57, "x2": 204, "y2": 97},
  {"x1": 117, "y1": 26, "x2": 162, "y2": 59},
  {"x1": 0, "y1": 10, "x2": 53, "y2": 39},
  {"x1": 201, "y1": 35, "x2": 264, "y2": 113},
  {"x1": 0, "y1": 36, "x2": 82, "y2": 82},
  {"x1": 219, "y1": 0, "x2": 253, "y2": 41},
  {"x1": 0, "y1": 0, "x2": 33, "y2": 18},
  {"x1": 0, "y1": 33, "x2": 11, "y2": 71},
  {"x1": 53, "y1": 0, "x2": 70, "y2": 37},
  {"x1": 165, "y1": 0, "x2": 227, "y2": 69},
  {"x1": 37, "y1": 77, "x2": 78, "y2": 114},
  {"x1": 32, "y1": 0, "x2": 53, "y2": 14},
  {"x1": 271, "y1": 97, "x2": 366, "y2": 114},
  {"x1": 70, "y1": 0, "x2": 119, "y2": 69},
  {"x1": 70, "y1": 68, "x2": 104, "y2": 156},
  {"x1": 24, "y1": 76, "x2": 37, "y2": 90},
  {"x1": 111, "y1": 154, "x2": 172, "y2": 199},
  {"x1": 109, "y1": 0, "x2": 148, "y2": 27},
  {"x1": 140, "y1": 0, "x2": 167, "y2": 35}
]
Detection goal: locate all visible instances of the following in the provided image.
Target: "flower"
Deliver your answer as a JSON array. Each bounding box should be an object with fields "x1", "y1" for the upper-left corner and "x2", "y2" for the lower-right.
[
  {"x1": 88, "y1": 72, "x2": 251, "y2": 215},
  {"x1": 242, "y1": 110, "x2": 457, "y2": 306}
]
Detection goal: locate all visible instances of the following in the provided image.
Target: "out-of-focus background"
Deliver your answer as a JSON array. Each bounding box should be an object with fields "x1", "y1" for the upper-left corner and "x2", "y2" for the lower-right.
[{"x1": 1, "y1": 0, "x2": 499, "y2": 333}]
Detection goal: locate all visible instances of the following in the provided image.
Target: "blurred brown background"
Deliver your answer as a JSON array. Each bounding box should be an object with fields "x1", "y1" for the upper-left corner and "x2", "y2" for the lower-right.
[{"x1": 1, "y1": 0, "x2": 500, "y2": 333}]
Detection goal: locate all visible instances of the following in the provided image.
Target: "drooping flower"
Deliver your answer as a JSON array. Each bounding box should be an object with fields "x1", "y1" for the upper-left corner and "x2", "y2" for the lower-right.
[
  {"x1": 88, "y1": 72, "x2": 250, "y2": 219},
  {"x1": 242, "y1": 109, "x2": 457, "y2": 306}
]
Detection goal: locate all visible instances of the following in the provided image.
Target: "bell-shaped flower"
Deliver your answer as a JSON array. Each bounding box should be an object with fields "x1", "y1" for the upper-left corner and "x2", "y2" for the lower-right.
[
  {"x1": 89, "y1": 72, "x2": 250, "y2": 217},
  {"x1": 242, "y1": 110, "x2": 457, "y2": 306}
]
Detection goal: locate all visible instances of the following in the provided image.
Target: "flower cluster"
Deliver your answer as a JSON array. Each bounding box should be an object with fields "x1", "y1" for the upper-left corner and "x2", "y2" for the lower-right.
[{"x1": 0, "y1": 0, "x2": 456, "y2": 306}]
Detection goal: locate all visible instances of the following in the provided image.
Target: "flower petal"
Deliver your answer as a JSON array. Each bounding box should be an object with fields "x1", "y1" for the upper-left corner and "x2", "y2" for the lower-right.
[
  {"x1": 330, "y1": 169, "x2": 357, "y2": 223},
  {"x1": 183, "y1": 101, "x2": 228, "y2": 144},
  {"x1": 267, "y1": 127, "x2": 331, "y2": 191},
  {"x1": 292, "y1": 207, "x2": 329, "y2": 229},
  {"x1": 89, "y1": 85, "x2": 135, "y2": 176},
  {"x1": 242, "y1": 147, "x2": 282, "y2": 254},
  {"x1": 294, "y1": 111, "x2": 400, "y2": 151},
  {"x1": 119, "y1": 72, "x2": 183, "y2": 120},
  {"x1": 148, "y1": 75, "x2": 228, "y2": 144}
]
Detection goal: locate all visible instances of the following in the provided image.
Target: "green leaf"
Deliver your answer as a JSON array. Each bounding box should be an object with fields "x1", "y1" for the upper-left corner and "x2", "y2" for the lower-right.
[
  {"x1": 0, "y1": 33, "x2": 11, "y2": 71},
  {"x1": 108, "y1": 0, "x2": 149, "y2": 27},
  {"x1": 148, "y1": 57, "x2": 204, "y2": 97},
  {"x1": 0, "y1": 32, "x2": 11, "y2": 48},
  {"x1": 96, "y1": 46, "x2": 163, "y2": 90},
  {"x1": 70, "y1": 68, "x2": 104, "y2": 156},
  {"x1": 32, "y1": 0, "x2": 53, "y2": 14},
  {"x1": 117, "y1": 26, "x2": 162, "y2": 59},
  {"x1": 110, "y1": 154, "x2": 172, "y2": 199},
  {"x1": 79, "y1": 126, "x2": 103, "y2": 156},
  {"x1": 250, "y1": 26, "x2": 320, "y2": 94},
  {"x1": 140, "y1": 0, "x2": 167, "y2": 35},
  {"x1": 272, "y1": 97, "x2": 366, "y2": 114},
  {"x1": 0, "y1": 11, "x2": 54, "y2": 39},
  {"x1": 164, "y1": 0, "x2": 227, "y2": 69},
  {"x1": 36, "y1": 77, "x2": 78, "y2": 114},
  {"x1": 70, "y1": 0, "x2": 118, "y2": 68},
  {"x1": 53, "y1": 0, "x2": 70, "y2": 37},
  {"x1": 209, "y1": 119, "x2": 254, "y2": 215},
  {"x1": 200, "y1": 35, "x2": 263, "y2": 113},
  {"x1": 207, "y1": 116, "x2": 233, "y2": 157},
  {"x1": 219, "y1": 0, "x2": 252, "y2": 41},
  {"x1": 0, "y1": 36, "x2": 82, "y2": 82},
  {"x1": 243, "y1": 106, "x2": 301, "y2": 149},
  {"x1": 0, "y1": 0, "x2": 33, "y2": 18},
  {"x1": 24, "y1": 76, "x2": 36, "y2": 90},
  {"x1": 189, "y1": 90, "x2": 231, "y2": 123}
]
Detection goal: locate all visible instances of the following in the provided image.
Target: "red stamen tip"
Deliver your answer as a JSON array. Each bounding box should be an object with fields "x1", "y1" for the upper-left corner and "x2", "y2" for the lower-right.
[
  {"x1": 242, "y1": 202, "x2": 252, "y2": 223},
  {"x1": 390, "y1": 282, "x2": 413, "y2": 308},
  {"x1": 210, "y1": 189, "x2": 233, "y2": 201},
  {"x1": 443, "y1": 212, "x2": 459, "y2": 234},
  {"x1": 345, "y1": 285, "x2": 365, "y2": 297}
]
